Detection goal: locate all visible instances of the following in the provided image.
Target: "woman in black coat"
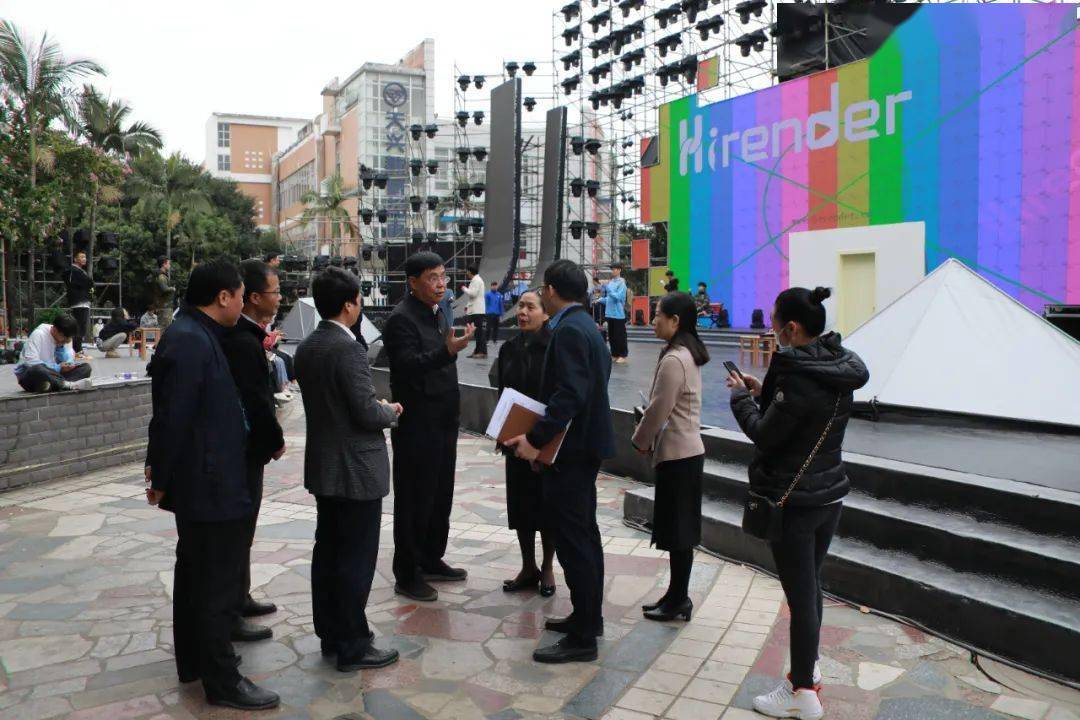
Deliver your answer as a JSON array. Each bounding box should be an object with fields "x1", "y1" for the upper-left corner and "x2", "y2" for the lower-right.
[
  {"x1": 488, "y1": 291, "x2": 556, "y2": 596},
  {"x1": 726, "y1": 286, "x2": 869, "y2": 720}
]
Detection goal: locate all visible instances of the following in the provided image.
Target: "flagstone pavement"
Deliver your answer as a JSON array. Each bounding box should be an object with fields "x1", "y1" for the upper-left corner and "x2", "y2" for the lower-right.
[{"x1": 0, "y1": 402, "x2": 1076, "y2": 720}]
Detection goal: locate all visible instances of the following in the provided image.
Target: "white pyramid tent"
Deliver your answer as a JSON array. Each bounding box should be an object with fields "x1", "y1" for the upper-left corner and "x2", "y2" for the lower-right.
[
  {"x1": 278, "y1": 297, "x2": 381, "y2": 345},
  {"x1": 845, "y1": 259, "x2": 1080, "y2": 428}
]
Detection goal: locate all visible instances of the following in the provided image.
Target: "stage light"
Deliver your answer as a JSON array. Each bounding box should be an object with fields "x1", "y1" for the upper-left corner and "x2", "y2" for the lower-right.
[
  {"x1": 411, "y1": 231, "x2": 424, "y2": 244},
  {"x1": 409, "y1": 124, "x2": 423, "y2": 141},
  {"x1": 409, "y1": 195, "x2": 422, "y2": 212},
  {"x1": 680, "y1": 56, "x2": 699, "y2": 84},
  {"x1": 458, "y1": 219, "x2": 470, "y2": 235},
  {"x1": 313, "y1": 255, "x2": 330, "y2": 269},
  {"x1": 473, "y1": 147, "x2": 487, "y2": 161},
  {"x1": 374, "y1": 173, "x2": 388, "y2": 190},
  {"x1": 698, "y1": 16, "x2": 724, "y2": 40},
  {"x1": 621, "y1": 109, "x2": 634, "y2": 120},
  {"x1": 618, "y1": 0, "x2": 644, "y2": 17},
  {"x1": 522, "y1": 61, "x2": 537, "y2": 76},
  {"x1": 472, "y1": 182, "x2": 485, "y2": 197},
  {"x1": 570, "y1": 178, "x2": 585, "y2": 197},
  {"x1": 586, "y1": 180, "x2": 600, "y2": 197},
  {"x1": 455, "y1": 110, "x2": 470, "y2": 127},
  {"x1": 627, "y1": 76, "x2": 645, "y2": 95},
  {"x1": 588, "y1": 9, "x2": 611, "y2": 33},
  {"x1": 330, "y1": 256, "x2": 344, "y2": 267},
  {"x1": 379, "y1": 281, "x2": 390, "y2": 295},
  {"x1": 473, "y1": 111, "x2": 484, "y2": 126},
  {"x1": 457, "y1": 147, "x2": 471, "y2": 163},
  {"x1": 426, "y1": 232, "x2": 438, "y2": 243},
  {"x1": 620, "y1": 49, "x2": 645, "y2": 71},
  {"x1": 589, "y1": 92, "x2": 601, "y2": 110},
  {"x1": 360, "y1": 166, "x2": 374, "y2": 190},
  {"x1": 470, "y1": 219, "x2": 484, "y2": 234},
  {"x1": 736, "y1": 29, "x2": 767, "y2": 55},
  {"x1": 562, "y1": 75, "x2": 581, "y2": 95},
  {"x1": 735, "y1": 0, "x2": 766, "y2": 24},
  {"x1": 427, "y1": 196, "x2": 439, "y2": 210},
  {"x1": 585, "y1": 138, "x2": 602, "y2": 155},
  {"x1": 562, "y1": 26, "x2": 580, "y2": 46},
  {"x1": 586, "y1": 222, "x2": 599, "y2": 238},
  {"x1": 561, "y1": 2, "x2": 580, "y2": 22},
  {"x1": 656, "y1": 4, "x2": 681, "y2": 29},
  {"x1": 524, "y1": 97, "x2": 537, "y2": 112},
  {"x1": 362, "y1": 245, "x2": 372, "y2": 261},
  {"x1": 409, "y1": 159, "x2": 423, "y2": 177},
  {"x1": 609, "y1": 29, "x2": 630, "y2": 55},
  {"x1": 424, "y1": 123, "x2": 438, "y2": 139},
  {"x1": 682, "y1": 0, "x2": 708, "y2": 23},
  {"x1": 361, "y1": 280, "x2": 372, "y2": 297},
  {"x1": 458, "y1": 186, "x2": 472, "y2": 200},
  {"x1": 569, "y1": 220, "x2": 584, "y2": 239},
  {"x1": 570, "y1": 136, "x2": 585, "y2": 155},
  {"x1": 458, "y1": 75, "x2": 471, "y2": 91},
  {"x1": 426, "y1": 159, "x2": 439, "y2": 175},
  {"x1": 561, "y1": 50, "x2": 581, "y2": 70},
  {"x1": 622, "y1": 139, "x2": 633, "y2": 149},
  {"x1": 377, "y1": 208, "x2": 388, "y2": 223},
  {"x1": 360, "y1": 208, "x2": 374, "y2": 225},
  {"x1": 377, "y1": 245, "x2": 387, "y2": 260},
  {"x1": 505, "y1": 61, "x2": 520, "y2": 77},
  {"x1": 589, "y1": 62, "x2": 612, "y2": 84},
  {"x1": 627, "y1": 19, "x2": 645, "y2": 38},
  {"x1": 655, "y1": 32, "x2": 681, "y2": 58},
  {"x1": 588, "y1": 38, "x2": 610, "y2": 59},
  {"x1": 623, "y1": 167, "x2": 634, "y2": 177},
  {"x1": 474, "y1": 75, "x2": 485, "y2": 89}
]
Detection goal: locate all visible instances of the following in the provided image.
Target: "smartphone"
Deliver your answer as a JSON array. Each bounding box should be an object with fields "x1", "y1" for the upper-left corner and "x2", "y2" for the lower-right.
[{"x1": 723, "y1": 360, "x2": 742, "y2": 378}]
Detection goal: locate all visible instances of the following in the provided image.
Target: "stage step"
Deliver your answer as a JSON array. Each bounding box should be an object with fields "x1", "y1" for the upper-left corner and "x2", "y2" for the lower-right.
[{"x1": 624, "y1": 484, "x2": 1080, "y2": 684}]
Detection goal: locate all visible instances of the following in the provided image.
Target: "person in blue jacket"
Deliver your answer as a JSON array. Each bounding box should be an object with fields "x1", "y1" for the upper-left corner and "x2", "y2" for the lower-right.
[
  {"x1": 601, "y1": 262, "x2": 628, "y2": 363},
  {"x1": 484, "y1": 281, "x2": 504, "y2": 345}
]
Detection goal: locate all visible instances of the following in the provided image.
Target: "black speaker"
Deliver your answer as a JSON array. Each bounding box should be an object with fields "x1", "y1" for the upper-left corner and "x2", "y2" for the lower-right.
[
  {"x1": 750, "y1": 308, "x2": 765, "y2": 329},
  {"x1": 386, "y1": 244, "x2": 408, "y2": 271},
  {"x1": 1044, "y1": 305, "x2": 1080, "y2": 342}
]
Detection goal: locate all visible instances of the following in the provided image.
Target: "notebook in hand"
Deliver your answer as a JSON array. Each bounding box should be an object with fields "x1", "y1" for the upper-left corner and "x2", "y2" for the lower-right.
[{"x1": 487, "y1": 388, "x2": 568, "y2": 465}]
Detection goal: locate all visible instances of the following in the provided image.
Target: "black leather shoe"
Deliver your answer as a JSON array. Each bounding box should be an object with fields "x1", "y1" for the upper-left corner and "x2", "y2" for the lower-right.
[
  {"x1": 643, "y1": 597, "x2": 693, "y2": 622},
  {"x1": 231, "y1": 618, "x2": 273, "y2": 642},
  {"x1": 533, "y1": 637, "x2": 598, "y2": 664},
  {"x1": 421, "y1": 561, "x2": 468, "y2": 582},
  {"x1": 502, "y1": 571, "x2": 541, "y2": 592},
  {"x1": 540, "y1": 584, "x2": 556, "y2": 598},
  {"x1": 178, "y1": 670, "x2": 200, "y2": 684},
  {"x1": 320, "y1": 640, "x2": 337, "y2": 657},
  {"x1": 641, "y1": 594, "x2": 670, "y2": 612},
  {"x1": 544, "y1": 615, "x2": 604, "y2": 636},
  {"x1": 206, "y1": 677, "x2": 280, "y2": 710},
  {"x1": 395, "y1": 579, "x2": 438, "y2": 602},
  {"x1": 241, "y1": 596, "x2": 277, "y2": 617},
  {"x1": 337, "y1": 643, "x2": 400, "y2": 672}
]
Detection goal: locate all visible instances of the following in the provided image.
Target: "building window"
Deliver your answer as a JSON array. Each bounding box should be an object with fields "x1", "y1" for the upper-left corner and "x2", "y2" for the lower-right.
[
  {"x1": 278, "y1": 161, "x2": 316, "y2": 209},
  {"x1": 217, "y1": 153, "x2": 231, "y2": 171},
  {"x1": 217, "y1": 122, "x2": 230, "y2": 148}
]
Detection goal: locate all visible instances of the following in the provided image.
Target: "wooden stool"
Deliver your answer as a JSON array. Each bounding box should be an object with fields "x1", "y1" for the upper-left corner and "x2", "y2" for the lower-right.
[
  {"x1": 738, "y1": 335, "x2": 761, "y2": 367},
  {"x1": 760, "y1": 334, "x2": 777, "y2": 367},
  {"x1": 131, "y1": 327, "x2": 161, "y2": 360}
]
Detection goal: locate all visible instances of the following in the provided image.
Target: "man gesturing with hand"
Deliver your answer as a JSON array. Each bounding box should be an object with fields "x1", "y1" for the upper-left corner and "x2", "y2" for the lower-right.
[{"x1": 383, "y1": 252, "x2": 474, "y2": 603}]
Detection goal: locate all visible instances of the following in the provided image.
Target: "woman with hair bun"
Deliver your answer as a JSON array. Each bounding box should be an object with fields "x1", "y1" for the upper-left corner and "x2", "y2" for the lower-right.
[{"x1": 726, "y1": 286, "x2": 869, "y2": 720}]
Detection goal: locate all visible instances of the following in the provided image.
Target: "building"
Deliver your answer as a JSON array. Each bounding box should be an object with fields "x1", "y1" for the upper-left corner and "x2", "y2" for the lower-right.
[{"x1": 203, "y1": 113, "x2": 309, "y2": 228}]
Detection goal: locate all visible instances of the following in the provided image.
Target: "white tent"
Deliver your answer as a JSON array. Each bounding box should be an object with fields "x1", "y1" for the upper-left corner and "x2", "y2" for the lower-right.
[
  {"x1": 278, "y1": 297, "x2": 381, "y2": 346},
  {"x1": 845, "y1": 259, "x2": 1080, "y2": 428}
]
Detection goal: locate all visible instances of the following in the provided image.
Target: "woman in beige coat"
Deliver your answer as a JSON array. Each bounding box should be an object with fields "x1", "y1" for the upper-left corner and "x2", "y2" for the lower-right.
[{"x1": 631, "y1": 292, "x2": 708, "y2": 622}]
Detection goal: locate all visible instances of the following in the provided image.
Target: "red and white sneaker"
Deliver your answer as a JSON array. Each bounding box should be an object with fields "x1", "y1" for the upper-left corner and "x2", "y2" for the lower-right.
[{"x1": 752, "y1": 682, "x2": 824, "y2": 719}]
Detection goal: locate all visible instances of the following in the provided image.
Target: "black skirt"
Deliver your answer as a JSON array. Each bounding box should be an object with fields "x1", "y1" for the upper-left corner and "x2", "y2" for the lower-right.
[
  {"x1": 651, "y1": 454, "x2": 704, "y2": 551},
  {"x1": 506, "y1": 456, "x2": 544, "y2": 531}
]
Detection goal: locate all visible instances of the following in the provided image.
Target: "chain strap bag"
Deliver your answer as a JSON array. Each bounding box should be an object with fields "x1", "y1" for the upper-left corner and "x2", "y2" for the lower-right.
[{"x1": 742, "y1": 396, "x2": 841, "y2": 541}]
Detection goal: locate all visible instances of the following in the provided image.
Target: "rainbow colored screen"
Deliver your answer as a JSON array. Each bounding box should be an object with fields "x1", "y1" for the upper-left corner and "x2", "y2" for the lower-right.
[{"x1": 640, "y1": 4, "x2": 1080, "y2": 323}]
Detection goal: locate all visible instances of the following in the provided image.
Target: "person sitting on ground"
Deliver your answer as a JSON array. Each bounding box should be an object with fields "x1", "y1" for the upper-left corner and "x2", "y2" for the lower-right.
[
  {"x1": 14, "y1": 313, "x2": 93, "y2": 393},
  {"x1": 96, "y1": 308, "x2": 138, "y2": 358}
]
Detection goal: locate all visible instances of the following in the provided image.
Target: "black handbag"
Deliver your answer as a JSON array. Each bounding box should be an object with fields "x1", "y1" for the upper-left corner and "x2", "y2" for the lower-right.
[{"x1": 742, "y1": 396, "x2": 841, "y2": 541}]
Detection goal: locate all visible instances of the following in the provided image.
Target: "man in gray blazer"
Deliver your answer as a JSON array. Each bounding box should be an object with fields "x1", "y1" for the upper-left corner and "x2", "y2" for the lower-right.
[{"x1": 295, "y1": 267, "x2": 402, "y2": 672}]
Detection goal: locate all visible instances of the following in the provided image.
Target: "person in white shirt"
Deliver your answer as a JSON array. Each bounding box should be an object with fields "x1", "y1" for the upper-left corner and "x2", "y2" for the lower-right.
[
  {"x1": 14, "y1": 314, "x2": 93, "y2": 393},
  {"x1": 461, "y1": 265, "x2": 488, "y2": 358}
]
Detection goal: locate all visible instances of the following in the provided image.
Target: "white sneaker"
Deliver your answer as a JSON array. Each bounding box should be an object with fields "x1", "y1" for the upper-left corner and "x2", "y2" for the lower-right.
[
  {"x1": 752, "y1": 682, "x2": 823, "y2": 720},
  {"x1": 814, "y1": 662, "x2": 822, "y2": 686},
  {"x1": 273, "y1": 392, "x2": 292, "y2": 404},
  {"x1": 63, "y1": 378, "x2": 93, "y2": 392}
]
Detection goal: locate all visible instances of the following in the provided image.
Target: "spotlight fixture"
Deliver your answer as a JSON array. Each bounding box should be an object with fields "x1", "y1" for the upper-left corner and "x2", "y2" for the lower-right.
[
  {"x1": 623, "y1": 167, "x2": 634, "y2": 177},
  {"x1": 655, "y1": 32, "x2": 682, "y2": 58},
  {"x1": 373, "y1": 173, "x2": 388, "y2": 190},
  {"x1": 378, "y1": 280, "x2": 390, "y2": 295},
  {"x1": 360, "y1": 208, "x2": 373, "y2": 225},
  {"x1": 505, "y1": 61, "x2": 520, "y2": 77},
  {"x1": 618, "y1": 0, "x2": 644, "y2": 17},
  {"x1": 458, "y1": 219, "x2": 470, "y2": 235},
  {"x1": 457, "y1": 75, "x2": 471, "y2": 91},
  {"x1": 562, "y1": 75, "x2": 581, "y2": 95},
  {"x1": 377, "y1": 208, "x2": 388, "y2": 223},
  {"x1": 424, "y1": 123, "x2": 439, "y2": 138},
  {"x1": 570, "y1": 136, "x2": 585, "y2": 155},
  {"x1": 608, "y1": 28, "x2": 630, "y2": 55},
  {"x1": 626, "y1": 76, "x2": 645, "y2": 95},
  {"x1": 587, "y1": 38, "x2": 610, "y2": 59},
  {"x1": 570, "y1": 178, "x2": 585, "y2": 197},
  {"x1": 620, "y1": 49, "x2": 645, "y2": 71},
  {"x1": 656, "y1": 3, "x2": 681, "y2": 28},
  {"x1": 409, "y1": 195, "x2": 422, "y2": 212},
  {"x1": 522, "y1": 61, "x2": 537, "y2": 76},
  {"x1": 427, "y1": 196, "x2": 439, "y2": 210},
  {"x1": 585, "y1": 222, "x2": 600, "y2": 238},
  {"x1": 470, "y1": 219, "x2": 484, "y2": 234},
  {"x1": 313, "y1": 255, "x2": 330, "y2": 270},
  {"x1": 588, "y1": 91, "x2": 601, "y2": 110},
  {"x1": 585, "y1": 180, "x2": 600, "y2": 198},
  {"x1": 426, "y1": 159, "x2": 439, "y2": 175},
  {"x1": 409, "y1": 159, "x2": 423, "y2": 177},
  {"x1": 697, "y1": 16, "x2": 724, "y2": 40},
  {"x1": 361, "y1": 280, "x2": 373, "y2": 296},
  {"x1": 584, "y1": 138, "x2": 602, "y2": 155},
  {"x1": 569, "y1": 220, "x2": 584, "y2": 239},
  {"x1": 735, "y1": 0, "x2": 767, "y2": 24},
  {"x1": 562, "y1": 26, "x2": 581, "y2": 46},
  {"x1": 589, "y1": 61, "x2": 612, "y2": 85},
  {"x1": 621, "y1": 109, "x2": 634, "y2": 120},
  {"x1": 735, "y1": 29, "x2": 767, "y2": 56},
  {"x1": 458, "y1": 185, "x2": 472, "y2": 200},
  {"x1": 361, "y1": 245, "x2": 372, "y2": 261},
  {"x1": 377, "y1": 245, "x2": 387, "y2": 260},
  {"x1": 457, "y1": 147, "x2": 471, "y2": 163},
  {"x1": 473, "y1": 147, "x2": 487, "y2": 161},
  {"x1": 561, "y1": 1, "x2": 580, "y2": 22},
  {"x1": 455, "y1": 110, "x2": 470, "y2": 127},
  {"x1": 426, "y1": 232, "x2": 438, "y2": 243},
  {"x1": 626, "y1": 19, "x2": 645, "y2": 38},
  {"x1": 409, "y1": 123, "x2": 423, "y2": 141},
  {"x1": 330, "y1": 256, "x2": 343, "y2": 268},
  {"x1": 411, "y1": 231, "x2": 424, "y2": 244},
  {"x1": 473, "y1": 75, "x2": 485, "y2": 89},
  {"x1": 524, "y1": 97, "x2": 537, "y2": 111},
  {"x1": 622, "y1": 139, "x2": 633, "y2": 149},
  {"x1": 360, "y1": 166, "x2": 374, "y2": 190},
  {"x1": 681, "y1": 0, "x2": 708, "y2": 23},
  {"x1": 587, "y1": 9, "x2": 611, "y2": 33},
  {"x1": 472, "y1": 111, "x2": 484, "y2": 126},
  {"x1": 472, "y1": 183, "x2": 485, "y2": 197},
  {"x1": 561, "y1": 50, "x2": 581, "y2": 70}
]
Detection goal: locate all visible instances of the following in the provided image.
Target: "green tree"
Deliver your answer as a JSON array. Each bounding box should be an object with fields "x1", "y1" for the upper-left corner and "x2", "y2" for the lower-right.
[
  {"x1": 126, "y1": 151, "x2": 211, "y2": 274},
  {"x1": 300, "y1": 173, "x2": 356, "y2": 255}
]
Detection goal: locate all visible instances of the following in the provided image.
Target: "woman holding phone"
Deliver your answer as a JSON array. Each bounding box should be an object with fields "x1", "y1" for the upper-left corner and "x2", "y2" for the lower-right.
[
  {"x1": 726, "y1": 286, "x2": 868, "y2": 720},
  {"x1": 488, "y1": 291, "x2": 557, "y2": 596},
  {"x1": 632, "y1": 292, "x2": 709, "y2": 622}
]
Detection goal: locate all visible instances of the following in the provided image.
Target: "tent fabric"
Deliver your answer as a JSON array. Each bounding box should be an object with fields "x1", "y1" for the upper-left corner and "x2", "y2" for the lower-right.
[
  {"x1": 845, "y1": 259, "x2": 1080, "y2": 428},
  {"x1": 278, "y1": 297, "x2": 381, "y2": 346}
]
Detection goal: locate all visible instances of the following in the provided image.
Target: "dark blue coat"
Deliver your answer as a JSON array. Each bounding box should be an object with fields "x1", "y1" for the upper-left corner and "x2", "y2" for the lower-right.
[
  {"x1": 526, "y1": 304, "x2": 615, "y2": 463},
  {"x1": 146, "y1": 309, "x2": 251, "y2": 522}
]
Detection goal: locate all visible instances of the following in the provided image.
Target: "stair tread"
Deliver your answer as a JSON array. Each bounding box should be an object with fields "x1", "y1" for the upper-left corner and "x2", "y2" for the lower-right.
[
  {"x1": 701, "y1": 459, "x2": 1080, "y2": 560},
  {"x1": 625, "y1": 486, "x2": 1080, "y2": 629}
]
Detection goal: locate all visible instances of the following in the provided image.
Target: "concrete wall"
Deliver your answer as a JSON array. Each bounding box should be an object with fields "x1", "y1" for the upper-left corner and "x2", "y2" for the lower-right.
[{"x1": 0, "y1": 381, "x2": 151, "y2": 492}]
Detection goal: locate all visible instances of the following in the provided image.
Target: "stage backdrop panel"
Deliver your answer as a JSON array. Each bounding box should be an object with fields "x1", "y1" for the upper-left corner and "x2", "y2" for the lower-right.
[{"x1": 641, "y1": 4, "x2": 1080, "y2": 327}]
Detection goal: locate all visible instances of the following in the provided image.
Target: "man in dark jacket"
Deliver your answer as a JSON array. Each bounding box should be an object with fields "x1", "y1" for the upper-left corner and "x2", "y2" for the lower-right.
[
  {"x1": 62, "y1": 250, "x2": 93, "y2": 357},
  {"x1": 383, "y1": 252, "x2": 475, "y2": 602},
  {"x1": 506, "y1": 259, "x2": 614, "y2": 664},
  {"x1": 295, "y1": 267, "x2": 402, "y2": 672},
  {"x1": 153, "y1": 256, "x2": 176, "y2": 330},
  {"x1": 145, "y1": 257, "x2": 279, "y2": 711},
  {"x1": 220, "y1": 259, "x2": 286, "y2": 643}
]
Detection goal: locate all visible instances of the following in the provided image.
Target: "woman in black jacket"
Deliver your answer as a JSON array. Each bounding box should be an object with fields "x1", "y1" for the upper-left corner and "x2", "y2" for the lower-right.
[
  {"x1": 726, "y1": 286, "x2": 869, "y2": 720},
  {"x1": 488, "y1": 291, "x2": 556, "y2": 596}
]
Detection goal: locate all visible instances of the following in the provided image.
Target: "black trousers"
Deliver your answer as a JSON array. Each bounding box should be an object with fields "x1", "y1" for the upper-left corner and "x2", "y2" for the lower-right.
[
  {"x1": 71, "y1": 307, "x2": 90, "y2": 353},
  {"x1": 542, "y1": 460, "x2": 605, "y2": 641},
  {"x1": 235, "y1": 461, "x2": 265, "y2": 619},
  {"x1": 391, "y1": 423, "x2": 457, "y2": 583},
  {"x1": 16, "y1": 363, "x2": 92, "y2": 393},
  {"x1": 770, "y1": 502, "x2": 842, "y2": 690},
  {"x1": 606, "y1": 317, "x2": 628, "y2": 358},
  {"x1": 470, "y1": 314, "x2": 487, "y2": 354},
  {"x1": 173, "y1": 516, "x2": 246, "y2": 693},
  {"x1": 312, "y1": 496, "x2": 382, "y2": 649},
  {"x1": 487, "y1": 314, "x2": 501, "y2": 343}
]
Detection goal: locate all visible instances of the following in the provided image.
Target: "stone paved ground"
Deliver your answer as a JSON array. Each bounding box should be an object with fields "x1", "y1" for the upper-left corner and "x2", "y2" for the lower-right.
[{"x1": 0, "y1": 402, "x2": 1077, "y2": 720}]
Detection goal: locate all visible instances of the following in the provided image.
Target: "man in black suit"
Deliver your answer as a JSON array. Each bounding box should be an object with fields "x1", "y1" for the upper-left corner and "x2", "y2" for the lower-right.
[
  {"x1": 294, "y1": 267, "x2": 402, "y2": 672},
  {"x1": 63, "y1": 250, "x2": 93, "y2": 358},
  {"x1": 383, "y1": 252, "x2": 475, "y2": 602},
  {"x1": 146, "y1": 258, "x2": 279, "y2": 710},
  {"x1": 506, "y1": 259, "x2": 615, "y2": 664},
  {"x1": 219, "y1": 259, "x2": 286, "y2": 643}
]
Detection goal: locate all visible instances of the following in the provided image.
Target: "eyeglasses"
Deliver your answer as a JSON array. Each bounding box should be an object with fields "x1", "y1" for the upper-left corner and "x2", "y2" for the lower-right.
[{"x1": 421, "y1": 274, "x2": 449, "y2": 285}]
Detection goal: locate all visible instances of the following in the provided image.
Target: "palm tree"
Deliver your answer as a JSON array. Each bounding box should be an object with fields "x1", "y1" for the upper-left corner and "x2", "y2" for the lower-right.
[
  {"x1": 72, "y1": 85, "x2": 162, "y2": 272},
  {"x1": 300, "y1": 174, "x2": 357, "y2": 256},
  {"x1": 128, "y1": 152, "x2": 211, "y2": 273},
  {"x1": 0, "y1": 20, "x2": 103, "y2": 329}
]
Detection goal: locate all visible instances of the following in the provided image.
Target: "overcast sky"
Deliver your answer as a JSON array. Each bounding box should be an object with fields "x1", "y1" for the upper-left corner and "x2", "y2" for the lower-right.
[{"x1": 2, "y1": 0, "x2": 559, "y2": 162}]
